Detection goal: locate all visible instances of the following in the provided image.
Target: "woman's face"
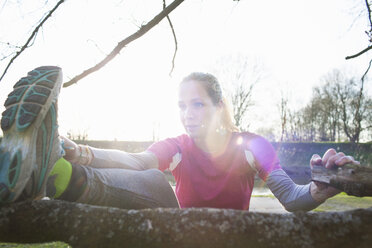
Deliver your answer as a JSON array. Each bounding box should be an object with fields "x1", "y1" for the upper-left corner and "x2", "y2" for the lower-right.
[{"x1": 178, "y1": 80, "x2": 222, "y2": 139}]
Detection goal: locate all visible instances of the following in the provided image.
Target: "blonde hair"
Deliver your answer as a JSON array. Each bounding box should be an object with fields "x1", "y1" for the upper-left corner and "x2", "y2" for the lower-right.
[{"x1": 181, "y1": 72, "x2": 239, "y2": 132}]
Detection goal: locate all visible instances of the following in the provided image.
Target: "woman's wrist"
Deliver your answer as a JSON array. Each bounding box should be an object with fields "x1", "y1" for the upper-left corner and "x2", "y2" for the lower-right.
[
  {"x1": 310, "y1": 181, "x2": 340, "y2": 203},
  {"x1": 310, "y1": 182, "x2": 325, "y2": 203},
  {"x1": 310, "y1": 182, "x2": 326, "y2": 203},
  {"x1": 78, "y1": 145, "x2": 94, "y2": 165},
  {"x1": 69, "y1": 144, "x2": 94, "y2": 166}
]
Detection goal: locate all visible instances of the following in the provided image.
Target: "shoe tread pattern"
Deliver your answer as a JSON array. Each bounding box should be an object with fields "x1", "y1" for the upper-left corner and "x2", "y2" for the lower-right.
[
  {"x1": 0, "y1": 148, "x2": 21, "y2": 202},
  {"x1": 1, "y1": 66, "x2": 61, "y2": 132}
]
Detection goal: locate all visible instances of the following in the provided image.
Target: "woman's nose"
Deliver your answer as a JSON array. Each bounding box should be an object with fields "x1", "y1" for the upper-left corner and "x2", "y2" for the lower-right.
[{"x1": 184, "y1": 107, "x2": 195, "y2": 120}]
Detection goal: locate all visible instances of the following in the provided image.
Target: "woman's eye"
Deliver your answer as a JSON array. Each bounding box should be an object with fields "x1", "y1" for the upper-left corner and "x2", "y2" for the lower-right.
[
  {"x1": 194, "y1": 102, "x2": 204, "y2": 108},
  {"x1": 178, "y1": 103, "x2": 186, "y2": 110}
]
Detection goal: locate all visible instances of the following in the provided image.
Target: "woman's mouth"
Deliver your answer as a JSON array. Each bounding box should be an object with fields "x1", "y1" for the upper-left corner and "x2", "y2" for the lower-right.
[{"x1": 185, "y1": 125, "x2": 199, "y2": 132}]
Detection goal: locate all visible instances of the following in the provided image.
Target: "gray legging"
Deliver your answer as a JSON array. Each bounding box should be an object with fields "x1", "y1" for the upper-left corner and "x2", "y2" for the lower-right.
[{"x1": 72, "y1": 165, "x2": 179, "y2": 209}]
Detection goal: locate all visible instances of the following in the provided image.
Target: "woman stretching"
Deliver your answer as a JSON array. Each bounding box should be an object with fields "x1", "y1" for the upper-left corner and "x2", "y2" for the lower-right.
[{"x1": 0, "y1": 66, "x2": 359, "y2": 211}]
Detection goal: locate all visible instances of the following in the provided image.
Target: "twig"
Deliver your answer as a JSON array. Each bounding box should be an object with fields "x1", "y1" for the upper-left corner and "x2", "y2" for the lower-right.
[
  {"x1": 163, "y1": 0, "x2": 178, "y2": 76},
  {"x1": 365, "y1": 0, "x2": 372, "y2": 32},
  {"x1": 63, "y1": 0, "x2": 184, "y2": 87},
  {"x1": 345, "y1": 45, "x2": 372, "y2": 60},
  {"x1": 345, "y1": 0, "x2": 372, "y2": 81},
  {"x1": 0, "y1": 41, "x2": 22, "y2": 50},
  {"x1": 0, "y1": 51, "x2": 17, "y2": 62},
  {"x1": 361, "y1": 58, "x2": 372, "y2": 82},
  {"x1": 0, "y1": 0, "x2": 65, "y2": 83}
]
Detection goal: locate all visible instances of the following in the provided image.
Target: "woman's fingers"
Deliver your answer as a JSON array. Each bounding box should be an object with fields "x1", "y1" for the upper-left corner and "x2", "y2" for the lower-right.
[
  {"x1": 321, "y1": 148, "x2": 360, "y2": 169},
  {"x1": 335, "y1": 155, "x2": 360, "y2": 166},
  {"x1": 310, "y1": 154, "x2": 322, "y2": 168},
  {"x1": 311, "y1": 148, "x2": 360, "y2": 169},
  {"x1": 321, "y1": 148, "x2": 337, "y2": 167},
  {"x1": 324, "y1": 151, "x2": 345, "y2": 169},
  {"x1": 310, "y1": 149, "x2": 337, "y2": 168}
]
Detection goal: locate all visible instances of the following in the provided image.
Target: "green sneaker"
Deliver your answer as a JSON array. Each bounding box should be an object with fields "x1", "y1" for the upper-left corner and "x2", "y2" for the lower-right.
[{"x1": 0, "y1": 66, "x2": 63, "y2": 203}]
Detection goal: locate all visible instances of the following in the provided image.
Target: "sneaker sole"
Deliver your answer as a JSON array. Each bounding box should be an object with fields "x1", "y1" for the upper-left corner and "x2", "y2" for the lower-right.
[{"x1": 0, "y1": 66, "x2": 63, "y2": 203}]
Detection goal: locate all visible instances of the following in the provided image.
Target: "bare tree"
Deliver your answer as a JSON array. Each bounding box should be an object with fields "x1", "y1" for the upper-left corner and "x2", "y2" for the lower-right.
[
  {"x1": 301, "y1": 69, "x2": 372, "y2": 143},
  {"x1": 345, "y1": 0, "x2": 372, "y2": 80},
  {"x1": 365, "y1": 100, "x2": 372, "y2": 139},
  {"x1": 311, "y1": 80, "x2": 341, "y2": 141},
  {"x1": 287, "y1": 107, "x2": 303, "y2": 142},
  {"x1": 273, "y1": 67, "x2": 372, "y2": 143},
  {"x1": 278, "y1": 92, "x2": 288, "y2": 142},
  {"x1": 231, "y1": 80, "x2": 255, "y2": 130},
  {"x1": 212, "y1": 55, "x2": 264, "y2": 131},
  {"x1": 288, "y1": 99, "x2": 318, "y2": 142},
  {"x1": 67, "y1": 129, "x2": 89, "y2": 142},
  {"x1": 336, "y1": 76, "x2": 368, "y2": 143},
  {"x1": 277, "y1": 90, "x2": 306, "y2": 142}
]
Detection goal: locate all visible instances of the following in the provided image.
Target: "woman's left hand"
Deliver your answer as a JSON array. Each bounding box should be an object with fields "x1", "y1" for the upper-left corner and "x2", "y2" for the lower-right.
[{"x1": 309, "y1": 148, "x2": 360, "y2": 203}]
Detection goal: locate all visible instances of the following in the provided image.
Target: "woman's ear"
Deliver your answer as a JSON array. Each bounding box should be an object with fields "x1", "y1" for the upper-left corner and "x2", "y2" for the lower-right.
[{"x1": 217, "y1": 100, "x2": 224, "y2": 108}]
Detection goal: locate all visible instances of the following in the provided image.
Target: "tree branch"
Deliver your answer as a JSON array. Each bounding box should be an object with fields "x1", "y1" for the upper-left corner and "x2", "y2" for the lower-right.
[
  {"x1": 0, "y1": 200, "x2": 371, "y2": 248},
  {"x1": 0, "y1": 0, "x2": 65, "y2": 83},
  {"x1": 361, "y1": 58, "x2": 372, "y2": 82},
  {"x1": 345, "y1": 45, "x2": 372, "y2": 60},
  {"x1": 345, "y1": 1, "x2": 372, "y2": 81},
  {"x1": 163, "y1": 0, "x2": 178, "y2": 76},
  {"x1": 365, "y1": 0, "x2": 372, "y2": 33},
  {"x1": 63, "y1": 0, "x2": 184, "y2": 88},
  {"x1": 311, "y1": 163, "x2": 372, "y2": 197}
]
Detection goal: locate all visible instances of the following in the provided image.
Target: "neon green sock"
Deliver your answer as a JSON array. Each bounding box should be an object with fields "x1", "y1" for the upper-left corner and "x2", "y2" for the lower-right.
[{"x1": 49, "y1": 157, "x2": 72, "y2": 198}]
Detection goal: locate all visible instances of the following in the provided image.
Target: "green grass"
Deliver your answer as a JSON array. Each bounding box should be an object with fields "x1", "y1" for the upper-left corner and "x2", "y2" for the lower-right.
[
  {"x1": 313, "y1": 192, "x2": 372, "y2": 212},
  {"x1": 252, "y1": 191, "x2": 372, "y2": 212},
  {"x1": 0, "y1": 242, "x2": 69, "y2": 247},
  {"x1": 251, "y1": 194, "x2": 276, "y2": 198}
]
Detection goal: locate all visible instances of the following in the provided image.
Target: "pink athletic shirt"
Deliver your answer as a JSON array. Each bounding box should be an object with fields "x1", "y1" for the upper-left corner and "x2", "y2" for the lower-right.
[{"x1": 147, "y1": 132, "x2": 281, "y2": 210}]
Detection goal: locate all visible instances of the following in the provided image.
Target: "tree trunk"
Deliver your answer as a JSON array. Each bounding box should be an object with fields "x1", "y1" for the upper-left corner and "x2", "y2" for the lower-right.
[{"x1": 0, "y1": 200, "x2": 371, "y2": 248}]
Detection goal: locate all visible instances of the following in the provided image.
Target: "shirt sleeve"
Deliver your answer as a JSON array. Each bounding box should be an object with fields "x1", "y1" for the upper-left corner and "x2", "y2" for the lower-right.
[
  {"x1": 89, "y1": 147, "x2": 158, "y2": 170},
  {"x1": 266, "y1": 169, "x2": 322, "y2": 212},
  {"x1": 146, "y1": 137, "x2": 181, "y2": 172},
  {"x1": 243, "y1": 133, "x2": 321, "y2": 212},
  {"x1": 245, "y1": 134, "x2": 282, "y2": 181}
]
